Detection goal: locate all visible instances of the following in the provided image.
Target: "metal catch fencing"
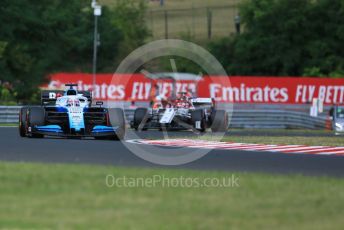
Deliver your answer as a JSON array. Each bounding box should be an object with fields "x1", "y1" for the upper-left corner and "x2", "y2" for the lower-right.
[
  {"x1": 229, "y1": 109, "x2": 328, "y2": 129},
  {"x1": 0, "y1": 106, "x2": 21, "y2": 124},
  {"x1": 0, "y1": 106, "x2": 330, "y2": 130}
]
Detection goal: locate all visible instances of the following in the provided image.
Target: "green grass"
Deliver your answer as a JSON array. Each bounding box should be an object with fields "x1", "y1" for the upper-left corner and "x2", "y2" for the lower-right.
[
  {"x1": 1, "y1": 162, "x2": 344, "y2": 229},
  {"x1": 220, "y1": 135, "x2": 344, "y2": 146},
  {"x1": 221, "y1": 130, "x2": 344, "y2": 146},
  {"x1": 100, "y1": 0, "x2": 239, "y2": 40},
  {"x1": 0, "y1": 123, "x2": 17, "y2": 127},
  {"x1": 160, "y1": 129, "x2": 344, "y2": 147},
  {"x1": 100, "y1": 0, "x2": 237, "y2": 10}
]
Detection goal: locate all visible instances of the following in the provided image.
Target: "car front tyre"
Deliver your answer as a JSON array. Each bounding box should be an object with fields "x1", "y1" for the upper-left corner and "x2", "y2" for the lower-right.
[
  {"x1": 108, "y1": 108, "x2": 126, "y2": 140},
  {"x1": 133, "y1": 108, "x2": 148, "y2": 131},
  {"x1": 210, "y1": 110, "x2": 228, "y2": 132},
  {"x1": 19, "y1": 107, "x2": 28, "y2": 137},
  {"x1": 28, "y1": 107, "x2": 45, "y2": 138}
]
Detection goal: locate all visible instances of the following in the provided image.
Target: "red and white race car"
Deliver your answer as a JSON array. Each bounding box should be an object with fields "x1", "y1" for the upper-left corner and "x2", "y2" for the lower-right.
[{"x1": 131, "y1": 74, "x2": 228, "y2": 132}]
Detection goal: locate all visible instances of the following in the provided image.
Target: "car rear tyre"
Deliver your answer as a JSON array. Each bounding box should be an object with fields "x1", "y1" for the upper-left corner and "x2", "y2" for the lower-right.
[
  {"x1": 108, "y1": 108, "x2": 126, "y2": 140},
  {"x1": 19, "y1": 107, "x2": 28, "y2": 137},
  {"x1": 133, "y1": 108, "x2": 148, "y2": 131},
  {"x1": 28, "y1": 107, "x2": 45, "y2": 138},
  {"x1": 210, "y1": 110, "x2": 228, "y2": 132},
  {"x1": 191, "y1": 109, "x2": 206, "y2": 132}
]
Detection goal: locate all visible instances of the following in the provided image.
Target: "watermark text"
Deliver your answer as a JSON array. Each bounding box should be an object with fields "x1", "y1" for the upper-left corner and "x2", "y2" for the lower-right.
[{"x1": 105, "y1": 174, "x2": 240, "y2": 188}]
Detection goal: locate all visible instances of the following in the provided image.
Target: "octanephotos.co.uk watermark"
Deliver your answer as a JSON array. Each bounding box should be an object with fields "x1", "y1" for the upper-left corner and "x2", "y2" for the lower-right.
[{"x1": 105, "y1": 174, "x2": 240, "y2": 188}]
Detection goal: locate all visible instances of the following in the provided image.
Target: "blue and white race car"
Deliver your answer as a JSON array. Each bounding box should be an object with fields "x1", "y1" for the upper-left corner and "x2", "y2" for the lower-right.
[{"x1": 19, "y1": 84, "x2": 125, "y2": 140}]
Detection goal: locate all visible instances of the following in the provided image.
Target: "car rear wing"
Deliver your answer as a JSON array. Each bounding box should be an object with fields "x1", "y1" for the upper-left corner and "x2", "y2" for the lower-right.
[
  {"x1": 190, "y1": 98, "x2": 212, "y2": 104},
  {"x1": 41, "y1": 90, "x2": 93, "y2": 105},
  {"x1": 41, "y1": 90, "x2": 64, "y2": 105},
  {"x1": 190, "y1": 98, "x2": 214, "y2": 108}
]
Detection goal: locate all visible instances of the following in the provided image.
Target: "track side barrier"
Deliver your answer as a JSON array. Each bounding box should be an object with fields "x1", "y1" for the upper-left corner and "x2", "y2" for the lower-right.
[{"x1": 0, "y1": 106, "x2": 330, "y2": 130}]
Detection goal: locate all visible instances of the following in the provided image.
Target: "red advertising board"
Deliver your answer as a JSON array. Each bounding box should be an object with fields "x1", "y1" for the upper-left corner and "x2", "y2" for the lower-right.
[{"x1": 44, "y1": 73, "x2": 344, "y2": 105}]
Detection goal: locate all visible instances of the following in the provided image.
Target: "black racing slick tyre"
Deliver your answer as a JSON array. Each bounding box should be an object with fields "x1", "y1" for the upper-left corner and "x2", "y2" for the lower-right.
[
  {"x1": 108, "y1": 108, "x2": 126, "y2": 140},
  {"x1": 191, "y1": 109, "x2": 206, "y2": 132},
  {"x1": 28, "y1": 107, "x2": 45, "y2": 138},
  {"x1": 19, "y1": 107, "x2": 28, "y2": 137},
  {"x1": 133, "y1": 108, "x2": 148, "y2": 131},
  {"x1": 210, "y1": 110, "x2": 228, "y2": 132}
]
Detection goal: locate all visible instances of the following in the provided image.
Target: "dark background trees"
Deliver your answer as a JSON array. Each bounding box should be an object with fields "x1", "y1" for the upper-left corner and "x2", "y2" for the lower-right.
[
  {"x1": 209, "y1": 0, "x2": 344, "y2": 77},
  {"x1": 1, "y1": 0, "x2": 344, "y2": 103},
  {"x1": 0, "y1": 0, "x2": 148, "y2": 103}
]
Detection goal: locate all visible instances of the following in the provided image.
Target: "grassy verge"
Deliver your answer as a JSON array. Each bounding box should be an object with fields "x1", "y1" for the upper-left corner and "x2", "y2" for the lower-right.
[
  {"x1": 221, "y1": 129, "x2": 344, "y2": 146},
  {"x1": 0, "y1": 123, "x2": 17, "y2": 127},
  {"x1": 101, "y1": 0, "x2": 237, "y2": 10},
  {"x1": 219, "y1": 135, "x2": 344, "y2": 146},
  {"x1": 160, "y1": 129, "x2": 344, "y2": 146},
  {"x1": 0, "y1": 162, "x2": 344, "y2": 229},
  {"x1": 101, "y1": 0, "x2": 238, "y2": 40}
]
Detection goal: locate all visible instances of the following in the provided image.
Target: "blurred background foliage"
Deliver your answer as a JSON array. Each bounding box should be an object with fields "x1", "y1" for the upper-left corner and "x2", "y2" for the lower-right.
[
  {"x1": 0, "y1": 0, "x2": 344, "y2": 103},
  {"x1": 209, "y1": 0, "x2": 344, "y2": 77},
  {"x1": 0, "y1": 0, "x2": 148, "y2": 103}
]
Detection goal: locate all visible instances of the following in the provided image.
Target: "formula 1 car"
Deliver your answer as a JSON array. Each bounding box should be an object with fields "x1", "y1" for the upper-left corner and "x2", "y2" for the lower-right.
[
  {"x1": 131, "y1": 73, "x2": 228, "y2": 132},
  {"x1": 19, "y1": 84, "x2": 125, "y2": 140},
  {"x1": 330, "y1": 105, "x2": 344, "y2": 135}
]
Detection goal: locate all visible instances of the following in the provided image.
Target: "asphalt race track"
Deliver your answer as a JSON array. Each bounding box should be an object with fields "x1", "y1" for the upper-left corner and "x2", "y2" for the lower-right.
[{"x1": 1, "y1": 127, "x2": 344, "y2": 177}]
